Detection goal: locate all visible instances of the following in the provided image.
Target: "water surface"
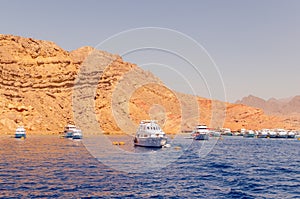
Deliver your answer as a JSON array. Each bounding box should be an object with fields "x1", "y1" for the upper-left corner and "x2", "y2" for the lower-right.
[{"x1": 0, "y1": 135, "x2": 299, "y2": 198}]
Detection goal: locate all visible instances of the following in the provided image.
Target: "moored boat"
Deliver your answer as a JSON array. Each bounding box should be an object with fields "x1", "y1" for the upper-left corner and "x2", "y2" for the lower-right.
[
  {"x1": 15, "y1": 126, "x2": 26, "y2": 139},
  {"x1": 63, "y1": 124, "x2": 82, "y2": 139},
  {"x1": 276, "y1": 129, "x2": 288, "y2": 138},
  {"x1": 134, "y1": 120, "x2": 167, "y2": 148},
  {"x1": 221, "y1": 128, "x2": 233, "y2": 136},
  {"x1": 72, "y1": 129, "x2": 83, "y2": 139},
  {"x1": 191, "y1": 124, "x2": 209, "y2": 140},
  {"x1": 243, "y1": 130, "x2": 255, "y2": 138},
  {"x1": 269, "y1": 130, "x2": 277, "y2": 138},
  {"x1": 239, "y1": 128, "x2": 246, "y2": 136},
  {"x1": 64, "y1": 124, "x2": 77, "y2": 138},
  {"x1": 209, "y1": 130, "x2": 221, "y2": 137},
  {"x1": 287, "y1": 131, "x2": 296, "y2": 139},
  {"x1": 257, "y1": 129, "x2": 269, "y2": 138}
]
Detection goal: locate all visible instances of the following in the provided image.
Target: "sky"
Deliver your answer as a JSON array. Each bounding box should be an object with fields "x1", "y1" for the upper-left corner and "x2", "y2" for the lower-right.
[{"x1": 1, "y1": 0, "x2": 300, "y2": 102}]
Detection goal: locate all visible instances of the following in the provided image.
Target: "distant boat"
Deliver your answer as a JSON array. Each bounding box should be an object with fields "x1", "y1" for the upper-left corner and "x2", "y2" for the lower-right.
[
  {"x1": 221, "y1": 128, "x2": 233, "y2": 136},
  {"x1": 64, "y1": 124, "x2": 77, "y2": 138},
  {"x1": 63, "y1": 124, "x2": 82, "y2": 139},
  {"x1": 257, "y1": 129, "x2": 269, "y2": 138},
  {"x1": 134, "y1": 120, "x2": 167, "y2": 148},
  {"x1": 239, "y1": 128, "x2": 246, "y2": 136},
  {"x1": 209, "y1": 130, "x2": 221, "y2": 137},
  {"x1": 287, "y1": 131, "x2": 296, "y2": 139},
  {"x1": 243, "y1": 130, "x2": 255, "y2": 138},
  {"x1": 276, "y1": 129, "x2": 288, "y2": 138},
  {"x1": 72, "y1": 129, "x2": 83, "y2": 139},
  {"x1": 191, "y1": 124, "x2": 209, "y2": 140},
  {"x1": 15, "y1": 126, "x2": 26, "y2": 139},
  {"x1": 269, "y1": 130, "x2": 277, "y2": 138}
]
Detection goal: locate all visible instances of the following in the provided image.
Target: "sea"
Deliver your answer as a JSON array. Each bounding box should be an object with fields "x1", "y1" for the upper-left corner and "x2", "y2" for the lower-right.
[{"x1": 0, "y1": 135, "x2": 299, "y2": 198}]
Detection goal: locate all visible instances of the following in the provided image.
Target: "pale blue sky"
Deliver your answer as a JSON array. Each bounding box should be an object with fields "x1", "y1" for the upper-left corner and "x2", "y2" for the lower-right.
[{"x1": 1, "y1": 0, "x2": 299, "y2": 102}]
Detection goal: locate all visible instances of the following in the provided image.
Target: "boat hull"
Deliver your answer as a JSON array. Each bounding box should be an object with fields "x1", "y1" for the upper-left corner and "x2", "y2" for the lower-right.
[
  {"x1": 194, "y1": 134, "x2": 209, "y2": 140},
  {"x1": 243, "y1": 134, "x2": 255, "y2": 138},
  {"x1": 277, "y1": 135, "x2": 288, "y2": 138},
  {"x1": 257, "y1": 134, "x2": 268, "y2": 138},
  {"x1": 72, "y1": 134, "x2": 83, "y2": 139},
  {"x1": 64, "y1": 132, "x2": 73, "y2": 138},
  {"x1": 134, "y1": 137, "x2": 167, "y2": 148},
  {"x1": 15, "y1": 134, "x2": 26, "y2": 139},
  {"x1": 210, "y1": 132, "x2": 221, "y2": 137}
]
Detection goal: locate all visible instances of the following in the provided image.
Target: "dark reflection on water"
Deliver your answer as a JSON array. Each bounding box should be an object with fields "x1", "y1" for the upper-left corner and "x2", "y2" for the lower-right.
[{"x1": 0, "y1": 135, "x2": 299, "y2": 198}]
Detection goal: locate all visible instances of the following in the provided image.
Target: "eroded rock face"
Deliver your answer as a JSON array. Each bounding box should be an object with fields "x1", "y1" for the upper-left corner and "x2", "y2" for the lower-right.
[
  {"x1": 0, "y1": 34, "x2": 78, "y2": 134},
  {"x1": 0, "y1": 34, "x2": 298, "y2": 135}
]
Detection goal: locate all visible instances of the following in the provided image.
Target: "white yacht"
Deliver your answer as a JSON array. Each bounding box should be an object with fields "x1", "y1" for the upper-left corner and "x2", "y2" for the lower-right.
[
  {"x1": 240, "y1": 128, "x2": 246, "y2": 136},
  {"x1": 269, "y1": 130, "x2": 277, "y2": 138},
  {"x1": 257, "y1": 129, "x2": 269, "y2": 138},
  {"x1": 64, "y1": 124, "x2": 77, "y2": 138},
  {"x1": 276, "y1": 129, "x2": 288, "y2": 138},
  {"x1": 221, "y1": 128, "x2": 233, "y2": 136},
  {"x1": 287, "y1": 131, "x2": 296, "y2": 139},
  {"x1": 63, "y1": 124, "x2": 82, "y2": 139},
  {"x1": 15, "y1": 126, "x2": 26, "y2": 139},
  {"x1": 191, "y1": 124, "x2": 209, "y2": 140},
  {"x1": 243, "y1": 130, "x2": 255, "y2": 138},
  {"x1": 209, "y1": 130, "x2": 221, "y2": 137},
  {"x1": 72, "y1": 129, "x2": 83, "y2": 139},
  {"x1": 134, "y1": 120, "x2": 167, "y2": 148}
]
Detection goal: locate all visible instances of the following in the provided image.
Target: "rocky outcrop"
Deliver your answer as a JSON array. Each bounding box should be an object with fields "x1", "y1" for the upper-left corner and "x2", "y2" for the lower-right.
[{"x1": 0, "y1": 34, "x2": 299, "y2": 135}]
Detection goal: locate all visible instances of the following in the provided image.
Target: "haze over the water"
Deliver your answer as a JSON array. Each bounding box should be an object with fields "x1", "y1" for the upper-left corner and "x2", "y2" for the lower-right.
[{"x1": 1, "y1": 0, "x2": 299, "y2": 102}]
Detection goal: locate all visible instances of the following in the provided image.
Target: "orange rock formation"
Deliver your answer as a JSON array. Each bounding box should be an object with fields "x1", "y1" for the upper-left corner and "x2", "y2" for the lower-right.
[{"x1": 0, "y1": 34, "x2": 299, "y2": 135}]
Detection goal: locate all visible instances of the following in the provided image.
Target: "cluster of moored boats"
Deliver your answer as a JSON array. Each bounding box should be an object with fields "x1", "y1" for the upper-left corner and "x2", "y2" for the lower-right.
[
  {"x1": 186, "y1": 126, "x2": 300, "y2": 140},
  {"x1": 13, "y1": 121, "x2": 300, "y2": 148},
  {"x1": 133, "y1": 122, "x2": 216, "y2": 147},
  {"x1": 202, "y1": 127, "x2": 300, "y2": 139},
  {"x1": 237, "y1": 128, "x2": 300, "y2": 139}
]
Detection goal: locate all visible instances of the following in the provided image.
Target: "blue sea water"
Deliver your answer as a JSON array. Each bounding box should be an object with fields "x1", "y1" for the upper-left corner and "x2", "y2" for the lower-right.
[{"x1": 0, "y1": 135, "x2": 299, "y2": 198}]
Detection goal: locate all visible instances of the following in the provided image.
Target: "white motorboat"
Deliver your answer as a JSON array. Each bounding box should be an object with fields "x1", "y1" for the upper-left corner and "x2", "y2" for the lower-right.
[
  {"x1": 269, "y1": 130, "x2": 277, "y2": 138},
  {"x1": 257, "y1": 129, "x2": 269, "y2": 138},
  {"x1": 221, "y1": 128, "x2": 233, "y2": 136},
  {"x1": 276, "y1": 129, "x2": 288, "y2": 138},
  {"x1": 64, "y1": 124, "x2": 77, "y2": 138},
  {"x1": 209, "y1": 130, "x2": 221, "y2": 137},
  {"x1": 72, "y1": 129, "x2": 83, "y2": 139},
  {"x1": 243, "y1": 130, "x2": 255, "y2": 138},
  {"x1": 191, "y1": 124, "x2": 209, "y2": 140},
  {"x1": 63, "y1": 124, "x2": 82, "y2": 139},
  {"x1": 287, "y1": 131, "x2": 296, "y2": 138},
  {"x1": 240, "y1": 128, "x2": 246, "y2": 136},
  {"x1": 15, "y1": 126, "x2": 26, "y2": 139},
  {"x1": 134, "y1": 120, "x2": 167, "y2": 148}
]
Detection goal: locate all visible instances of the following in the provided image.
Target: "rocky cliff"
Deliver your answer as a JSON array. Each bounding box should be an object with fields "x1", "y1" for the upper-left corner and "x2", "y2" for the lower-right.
[{"x1": 0, "y1": 34, "x2": 299, "y2": 135}]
